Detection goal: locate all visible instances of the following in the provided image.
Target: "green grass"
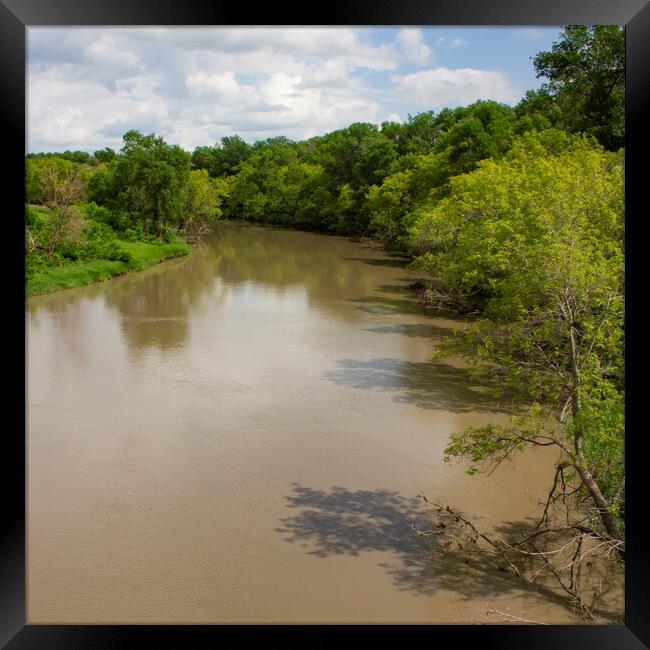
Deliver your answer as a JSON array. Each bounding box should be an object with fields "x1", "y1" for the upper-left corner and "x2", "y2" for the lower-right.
[
  {"x1": 119, "y1": 237, "x2": 191, "y2": 270},
  {"x1": 26, "y1": 236, "x2": 191, "y2": 297}
]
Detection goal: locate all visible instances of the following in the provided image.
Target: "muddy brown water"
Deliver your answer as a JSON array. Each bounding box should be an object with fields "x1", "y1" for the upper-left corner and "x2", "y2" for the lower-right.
[{"x1": 27, "y1": 221, "x2": 586, "y2": 623}]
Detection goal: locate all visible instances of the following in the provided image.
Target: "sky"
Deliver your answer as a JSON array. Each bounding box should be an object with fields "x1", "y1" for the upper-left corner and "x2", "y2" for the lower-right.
[{"x1": 27, "y1": 26, "x2": 564, "y2": 154}]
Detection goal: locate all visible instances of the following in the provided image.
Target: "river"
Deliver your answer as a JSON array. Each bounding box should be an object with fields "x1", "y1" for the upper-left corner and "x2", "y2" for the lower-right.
[{"x1": 26, "y1": 221, "x2": 582, "y2": 623}]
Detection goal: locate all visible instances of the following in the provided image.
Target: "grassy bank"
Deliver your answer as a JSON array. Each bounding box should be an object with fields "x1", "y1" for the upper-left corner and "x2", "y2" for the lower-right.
[{"x1": 26, "y1": 236, "x2": 191, "y2": 297}]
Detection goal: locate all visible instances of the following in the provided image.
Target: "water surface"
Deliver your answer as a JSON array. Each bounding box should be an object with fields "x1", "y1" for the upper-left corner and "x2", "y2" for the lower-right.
[{"x1": 27, "y1": 222, "x2": 578, "y2": 623}]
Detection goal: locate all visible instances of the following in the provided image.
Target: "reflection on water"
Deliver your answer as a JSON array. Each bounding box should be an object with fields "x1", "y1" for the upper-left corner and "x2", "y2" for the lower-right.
[
  {"x1": 208, "y1": 225, "x2": 378, "y2": 293},
  {"x1": 28, "y1": 223, "x2": 419, "y2": 355},
  {"x1": 27, "y1": 221, "x2": 575, "y2": 624}
]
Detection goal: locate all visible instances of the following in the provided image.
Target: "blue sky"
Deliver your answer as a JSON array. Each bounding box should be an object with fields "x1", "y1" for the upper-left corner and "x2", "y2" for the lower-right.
[{"x1": 27, "y1": 26, "x2": 563, "y2": 153}]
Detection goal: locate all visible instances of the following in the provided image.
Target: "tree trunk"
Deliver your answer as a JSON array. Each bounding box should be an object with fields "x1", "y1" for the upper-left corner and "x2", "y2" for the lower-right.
[
  {"x1": 568, "y1": 318, "x2": 623, "y2": 544},
  {"x1": 572, "y1": 460, "x2": 623, "y2": 543},
  {"x1": 155, "y1": 196, "x2": 163, "y2": 238}
]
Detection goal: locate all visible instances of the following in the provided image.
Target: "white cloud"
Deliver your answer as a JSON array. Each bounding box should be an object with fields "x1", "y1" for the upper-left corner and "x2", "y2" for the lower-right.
[
  {"x1": 26, "y1": 27, "x2": 528, "y2": 152},
  {"x1": 28, "y1": 64, "x2": 171, "y2": 151},
  {"x1": 434, "y1": 36, "x2": 469, "y2": 50},
  {"x1": 396, "y1": 29, "x2": 432, "y2": 64},
  {"x1": 391, "y1": 67, "x2": 521, "y2": 107},
  {"x1": 138, "y1": 27, "x2": 402, "y2": 71},
  {"x1": 185, "y1": 70, "x2": 240, "y2": 98},
  {"x1": 303, "y1": 59, "x2": 351, "y2": 88},
  {"x1": 259, "y1": 73, "x2": 303, "y2": 107},
  {"x1": 85, "y1": 34, "x2": 143, "y2": 70},
  {"x1": 28, "y1": 27, "x2": 399, "y2": 151}
]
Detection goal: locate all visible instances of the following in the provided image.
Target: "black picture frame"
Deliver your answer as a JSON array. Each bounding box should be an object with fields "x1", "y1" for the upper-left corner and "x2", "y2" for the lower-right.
[{"x1": 4, "y1": 0, "x2": 649, "y2": 647}]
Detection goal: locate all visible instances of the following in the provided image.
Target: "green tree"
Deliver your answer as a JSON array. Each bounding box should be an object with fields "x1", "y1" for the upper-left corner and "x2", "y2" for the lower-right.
[
  {"x1": 379, "y1": 120, "x2": 407, "y2": 154},
  {"x1": 532, "y1": 25, "x2": 624, "y2": 150},
  {"x1": 432, "y1": 101, "x2": 516, "y2": 175},
  {"x1": 366, "y1": 151, "x2": 451, "y2": 244},
  {"x1": 222, "y1": 139, "x2": 296, "y2": 222},
  {"x1": 179, "y1": 169, "x2": 228, "y2": 240},
  {"x1": 515, "y1": 88, "x2": 562, "y2": 131},
  {"x1": 93, "y1": 130, "x2": 192, "y2": 237},
  {"x1": 402, "y1": 111, "x2": 439, "y2": 154},
  {"x1": 312, "y1": 123, "x2": 398, "y2": 232},
  {"x1": 316, "y1": 123, "x2": 397, "y2": 189},
  {"x1": 38, "y1": 164, "x2": 86, "y2": 254},
  {"x1": 366, "y1": 170, "x2": 413, "y2": 241},
  {"x1": 410, "y1": 130, "x2": 625, "y2": 544},
  {"x1": 211, "y1": 135, "x2": 252, "y2": 177},
  {"x1": 191, "y1": 146, "x2": 215, "y2": 172},
  {"x1": 26, "y1": 156, "x2": 77, "y2": 204},
  {"x1": 93, "y1": 147, "x2": 117, "y2": 164}
]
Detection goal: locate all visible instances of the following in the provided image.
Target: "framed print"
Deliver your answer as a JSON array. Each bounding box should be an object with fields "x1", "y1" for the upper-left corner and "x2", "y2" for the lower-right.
[{"x1": 4, "y1": 0, "x2": 649, "y2": 646}]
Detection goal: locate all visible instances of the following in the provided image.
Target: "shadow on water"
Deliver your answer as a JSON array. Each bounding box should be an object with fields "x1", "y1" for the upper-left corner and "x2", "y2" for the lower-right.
[
  {"x1": 344, "y1": 257, "x2": 412, "y2": 269},
  {"x1": 275, "y1": 484, "x2": 453, "y2": 597},
  {"x1": 362, "y1": 323, "x2": 454, "y2": 339},
  {"x1": 323, "y1": 357, "x2": 506, "y2": 414},
  {"x1": 357, "y1": 283, "x2": 466, "y2": 320},
  {"x1": 373, "y1": 282, "x2": 418, "y2": 294},
  {"x1": 274, "y1": 484, "x2": 584, "y2": 612},
  {"x1": 351, "y1": 296, "x2": 425, "y2": 316}
]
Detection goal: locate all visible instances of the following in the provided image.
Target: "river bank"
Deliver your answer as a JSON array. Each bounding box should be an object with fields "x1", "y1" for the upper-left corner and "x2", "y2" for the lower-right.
[{"x1": 26, "y1": 234, "x2": 191, "y2": 297}]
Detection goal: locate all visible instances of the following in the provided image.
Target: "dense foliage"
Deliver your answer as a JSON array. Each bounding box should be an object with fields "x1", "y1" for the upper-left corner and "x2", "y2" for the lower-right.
[
  {"x1": 531, "y1": 25, "x2": 624, "y2": 151},
  {"x1": 415, "y1": 130, "x2": 625, "y2": 539}
]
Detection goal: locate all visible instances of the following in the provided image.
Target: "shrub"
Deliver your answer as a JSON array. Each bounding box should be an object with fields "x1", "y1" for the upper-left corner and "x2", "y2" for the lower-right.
[
  {"x1": 25, "y1": 205, "x2": 50, "y2": 249},
  {"x1": 80, "y1": 201, "x2": 131, "y2": 232},
  {"x1": 59, "y1": 240, "x2": 83, "y2": 260},
  {"x1": 25, "y1": 249, "x2": 63, "y2": 278},
  {"x1": 81, "y1": 219, "x2": 133, "y2": 263},
  {"x1": 121, "y1": 224, "x2": 145, "y2": 241}
]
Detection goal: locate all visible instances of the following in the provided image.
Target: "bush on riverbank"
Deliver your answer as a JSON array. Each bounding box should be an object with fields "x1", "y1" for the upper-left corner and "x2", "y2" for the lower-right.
[
  {"x1": 25, "y1": 201, "x2": 191, "y2": 296},
  {"x1": 26, "y1": 236, "x2": 190, "y2": 296},
  {"x1": 25, "y1": 131, "x2": 225, "y2": 297}
]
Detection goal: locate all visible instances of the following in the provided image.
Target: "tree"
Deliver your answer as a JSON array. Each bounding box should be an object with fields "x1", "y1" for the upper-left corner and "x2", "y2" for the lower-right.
[
  {"x1": 311, "y1": 123, "x2": 398, "y2": 232},
  {"x1": 94, "y1": 130, "x2": 192, "y2": 236},
  {"x1": 402, "y1": 111, "x2": 439, "y2": 154},
  {"x1": 379, "y1": 120, "x2": 407, "y2": 154},
  {"x1": 365, "y1": 151, "x2": 451, "y2": 244},
  {"x1": 211, "y1": 135, "x2": 252, "y2": 176},
  {"x1": 532, "y1": 25, "x2": 624, "y2": 150},
  {"x1": 515, "y1": 88, "x2": 562, "y2": 131},
  {"x1": 94, "y1": 147, "x2": 117, "y2": 164},
  {"x1": 191, "y1": 146, "x2": 215, "y2": 172},
  {"x1": 366, "y1": 170, "x2": 413, "y2": 242},
  {"x1": 26, "y1": 156, "x2": 80, "y2": 204},
  {"x1": 432, "y1": 101, "x2": 516, "y2": 175},
  {"x1": 410, "y1": 129, "x2": 624, "y2": 551},
  {"x1": 39, "y1": 164, "x2": 86, "y2": 254},
  {"x1": 222, "y1": 140, "x2": 296, "y2": 223},
  {"x1": 179, "y1": 169, "x2": 227, "y2": 241}
]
